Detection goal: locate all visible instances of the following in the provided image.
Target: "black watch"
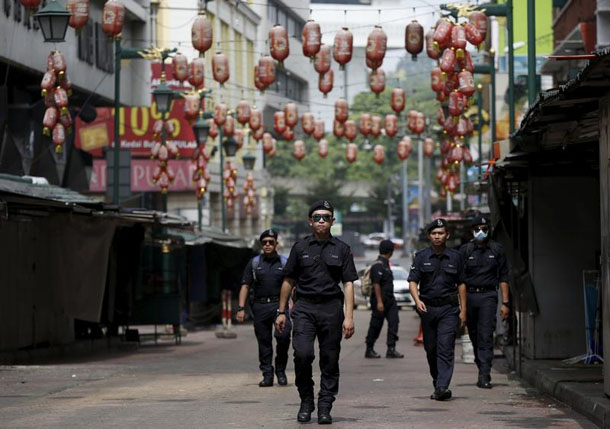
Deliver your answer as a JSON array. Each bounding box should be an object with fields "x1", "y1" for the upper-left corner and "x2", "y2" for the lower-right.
[
  {"x1": 502, "y1": 301, "x2": 510, "y2": 308},
  {"x1": 237, "y1": 306, "x2": 245, "y2": 312},
  {"x1": 276, "y1": 309, "x2": 286, "y2": 315}
]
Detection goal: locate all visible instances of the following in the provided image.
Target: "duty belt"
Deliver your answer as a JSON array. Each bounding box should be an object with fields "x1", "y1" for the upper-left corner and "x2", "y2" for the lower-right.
[
  {"x1": 422, "y1": 295, "x2": 459, "y2": 307},
  {"x1": 467, "y1": 286, "x2": 497, "y2": 293},
  {"x1": 254, "y1": 296, "x2": 280, "y2": 303},
  {"x1": 296, "y1": 293, "x2": 342, "y2": 303}
]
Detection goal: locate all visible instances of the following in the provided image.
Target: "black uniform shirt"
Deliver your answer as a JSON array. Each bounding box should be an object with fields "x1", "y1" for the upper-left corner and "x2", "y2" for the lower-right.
[
  {"x1": 407, "y1": 247, "x2": 465, "y2": 300},
  {"x1": 283, "y1": 234, "x2": 358, "y2": 297},
  {"x1": 241, "y1": 254, "x2": 285, "y2": 298},
  {"x1": 460, "y1": 240, "x2": 509, "y2": 288},
  {"x1": 370, "y1": 256, "x2": 394, "y2": 298}
]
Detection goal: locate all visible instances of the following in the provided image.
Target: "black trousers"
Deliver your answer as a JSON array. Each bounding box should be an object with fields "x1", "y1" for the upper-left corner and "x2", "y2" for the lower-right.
[
  {"x1": 252, "y1": 301, "x2": 291, "y2": 377},
  {"x1": 419, "y1": 304, "x2": 460, "y2": 390},
  {"x1": 291, "y1": 297, "x2": 344, "y2": 408},
  {"x1": 466, "y1": 290, "x2": 498, "y2": 377},
  {"x1": 365, "y1": 296, "x2": 399, "y2": 348}
]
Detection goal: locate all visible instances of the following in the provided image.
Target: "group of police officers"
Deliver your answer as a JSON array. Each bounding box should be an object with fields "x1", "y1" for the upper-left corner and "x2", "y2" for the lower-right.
[{"x1": 237, "y1": 199, "x2": 509, "y2": 424}]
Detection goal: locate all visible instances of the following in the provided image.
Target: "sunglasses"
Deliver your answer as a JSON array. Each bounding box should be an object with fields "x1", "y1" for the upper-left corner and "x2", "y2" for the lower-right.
[
  {"x1": 261, "y1": 240, "x2": 276, "y2": 245},
  {"x1": 312, "y1": 214, "x2": 332, "y2": 222},
  {"x1": 474, "y1": 226, "x2": 489, "y2": 232}
]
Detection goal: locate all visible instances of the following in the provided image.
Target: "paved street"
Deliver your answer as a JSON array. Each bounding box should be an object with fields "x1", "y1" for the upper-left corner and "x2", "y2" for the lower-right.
[{"x1": 0, "y1": 308, "x2": 595, "y2": 428}]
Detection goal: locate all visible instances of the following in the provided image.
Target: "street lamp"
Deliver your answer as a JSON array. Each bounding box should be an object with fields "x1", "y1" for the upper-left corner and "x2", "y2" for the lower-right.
[
  {"x1": 192, "y1": 112, "x2": 211, "y2": 145},
  {"x1": 242, "y1": 152, "x2": 256, "y2": 171},
  {"x1": 152, "y1": 76, "x2": 174, "y2": 114},
  {"x1": 34, "y1": 0, "x2": 71, "y2": 43},
  {"x1": 222, "y1": 136, "x2": 238, "y2": 157}
]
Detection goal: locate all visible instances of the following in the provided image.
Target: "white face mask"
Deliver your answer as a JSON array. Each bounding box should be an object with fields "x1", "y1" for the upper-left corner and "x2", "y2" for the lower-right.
[{"x1": 473, "y1": 229, "x2": 488, "y2": 241}]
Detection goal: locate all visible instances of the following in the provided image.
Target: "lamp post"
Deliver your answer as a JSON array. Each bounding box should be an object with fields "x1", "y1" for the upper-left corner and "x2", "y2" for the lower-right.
[
  {"x1": 220, "y1": 130, "x2": 238, "y2": 232},
  {"x1": 152, "y1": 73, "x2": 174, "y2": 213},
  {"x1": 34, "y1": 0, "x2": 71, "y2": 43}
]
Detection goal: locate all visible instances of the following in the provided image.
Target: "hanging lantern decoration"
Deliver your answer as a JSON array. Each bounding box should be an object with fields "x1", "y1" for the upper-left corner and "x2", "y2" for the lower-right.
[
  {"x1": 359, "y1": 113, "x2": 372, "y2": 136},
  {"x1": 397, "y1": 137, "x2": 412, "y2": 160},
  {"x1": 284, "y1": 102, "x2": 298, "y2": 128},
  {"x1": 333, "y1": 27, "x2": 353, "y2": 70},
  {"x1": 448, "y1": 91, "x2": 463, "y2": 117},
  {"x1": 172, "y1": 53, "x2": 189, "y2": 83},
  {"x1": 334, "y1": 98, "x2": 348, "y2": 123},
  {"x1": 370, "y1": 115, "x2": 382, "y2": 138},
  {"x1": 451, "y1": 24, "x2": 467, "y2": 58},
  {"x1": 314, "y1": 44, "x2": 331, "y2": 74},
  {"x1": 254, "y1": 65, "x2": 267, "y2": 93},
  {"x1": 431, "y1": 67, "x2": 443, "y2": 93},
  {"x1": 437, "y1": 90, "x2": 447, "y2": 102},
  {"x1": 424, "y1": 137, "x2": 435, "y2": 158},
  {"x1": 236, "y1": 100, "x2": 251, "y2": 125},
  {"x1": 457, "y1": 117, "x2": 468, "y2": 139},
  {"x1": 42, "y1": 107, "x2": 58, "y2": 136},
  {"x1": 344, "y1": 119, "x2": 357, "y2": 141},
  {"x1": 463, "y1": 146, "x2": 474, "y2": 165},
  {"x1": 262, "y1": 132, "x2": 274, "y2": 153},
  {"x1": 188, "y1": 58, "x2": 205, "y2": 89},
  {"x1": 19, "y1": 0, "x2": 41, "y2": 11},
  {"x1": 249, "y1": 108, "x2": 262, "y2": 131},
  {"x1": 425, "y1": 27, "x2": 439, "y2": 59},
  {"x1": 242, "y1": 172, "x2": 257, "y2": 215},
  {"x1": 366, "y1": 56, "x2": 383, "y2": 70},
  {"x1": 407, "y1": 110, "x2": 417, "y2": 133},
  {"x1": 67, "y1": 0, "x2": 90, "y2": 34},
  {"x1": 469, "y1": 11, "x2": 488, "y2": 42},
  {"x1": 209, "y1": 119, "x2": 218, "y2": 139},
  {"x1": 458, "y1": 49, "x2": 475, "y2": 73},
  {"x1": 234, "y1": 129, "x2": 244, "y2": 150},
  {"x1": 267, "y1": 138, "x2": 277, "y2": 157},
  {"x1": 269, "y1": 24, "x2": 290, "y2": 66},
  {"x1": 191, "y1": 12, "x2": 213, "y2": 57},
  {"x1": 313, "y1": 120, "x2": 325, "y2": 141},
  {"x1": 223, "y1": 114, "x2": 235, "y2": 136},
  {"x1": 444, "y1": 116, "x2": 457, "y2": 137},
  {"x1": 301, "y1": 112, "x2": 315, "y2": 135},
  {"x1": 464, "y1": 21, "x2": 484, "y2": 47},
  {"x1": 384, "y1": 114, "x2": 398, "y2": 137},
  {"x1": 212, "y1": 52, "x2": 230, "y2": 86},
  {"x1": 52, "y1": 123, "x2": 66, "y2": 153},
  {"x1": 440, "y1": 48, "x2": 457, "y2": 73},
  {"x1": 302, "y1": 19, "x2": 321, "y2": 60},
  {"x1": 183, "y1": 92, "x2": 201, "y2": 122},
  {"x1": 346, "y1": 143, "x2": 358, "y2": 163},
  {"x1": 293, "y1": 140, "x2": 306, "y2": 161},
  {"x1": 437, "y1": 106, "x2": 446, "y2": 126},
  {"x1": 40, "y1": 71, "x2": 56, "y2": 97},
  {"x1": 443, "y1": 72, "x2": 459, "y2": 95},
  {"x1": 192, "y1": 144, "x2": 211, "y2": 201},
  {"x1": 391, "y1": 88, "x2": 405, "y2": 114},
  {"x1": 447, "y1": 173, "x2": 458, "y2": 193},
  {"x1": 414, "y1": 112, "x2": 426, "y2": 135},
  {"x1": 318, "y1": 69, "x2": 333, "y2": 98},
  {"x1": 54, "y1": 87, "x2": 69, "y2": 115},
  {"x1": 282, "y1": 127, "x2": 294, "y2": 141},
  {"x1": 101, "y1": 0, "x2": 125, "y2": 39},
  {"x1": 252, "y1": 126, "x2": 265, "y2": 142},
  {"x1": 405, "y1": 20, "x2": 424, "y2": 61},
  {"x1": 333, "y1": 119, "x2": 345, "y2": 139},
  {"x1": 273, "y1": 111, "x2": 286, "y2": 135},
  {"x1": 433, "y1": 19, "x2": 453, "y2": 51},
  {"x1": 318, "y1": 139, "x2": 329, "y2": 158},
  {"x1": 223, "y1": 161, "x2": 239, "y2": 210},
  {"x1": 366, "y1": 25, "x2": 387, "y2": 69},
  {"x1": 373, "y1": 144, "x2": 385, "y2": 164},
  {"x1": 214, "y1": 103, "x2": 228, "y2": 126},
  {"x1": 59, "y1": 110, "x2": 73, "y2": 134},
  {"x1": 52, "y1": 51, "x2": 67, "y2": 76},
  {"x1": 448, "y1": 143, "x2": 463, "y2": 164},
  {"x1": 258, "y1": 56, "x2": 276, "y2": 86},
  {"x1": 458, "y1": 70, "x2": 475, "y2": 97},
  {"x1": 369, "y1": 68, "x2": 385, "y2": 96}
]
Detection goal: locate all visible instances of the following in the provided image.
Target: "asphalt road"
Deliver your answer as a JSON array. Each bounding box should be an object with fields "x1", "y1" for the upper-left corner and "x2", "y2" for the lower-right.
[{"x1": 0, "y1": 307, "x2": 596, "y2": 428}]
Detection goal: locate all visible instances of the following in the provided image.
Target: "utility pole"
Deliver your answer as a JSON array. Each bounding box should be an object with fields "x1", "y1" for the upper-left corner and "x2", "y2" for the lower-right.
[
  {"x1": 527, "y1": 0, "x2": 537, "y2": 106},
  {"x1": 401, "y1": 160, "x2": 409, "y2": 256}
]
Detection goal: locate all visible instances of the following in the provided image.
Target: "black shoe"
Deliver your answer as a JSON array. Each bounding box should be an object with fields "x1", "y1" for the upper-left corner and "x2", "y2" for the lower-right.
[
  {"x1": 386, "y1": 347, "x2": 404, "y2": 358},
  {"x1": 297, "y1": 400, "x2": 315, "y2": 423},
  {"x1": 430, "y1": 388, "x2": 452, "y2": 401},
  {"x1": 365, "y1": 347, "x2": 381, "y2": 358},
  {"x1": 276, "y1": 371, "x2": 287, "y2": 386},
  {"x1": 476, "y1": 375, "x2": 492, "y2": 389},
  {"x1": 258, "y1": 375, "x2": 273, "y2": 387},
  {"x1": 317, "y1": 407, "x2": 332, "y2": 425}
]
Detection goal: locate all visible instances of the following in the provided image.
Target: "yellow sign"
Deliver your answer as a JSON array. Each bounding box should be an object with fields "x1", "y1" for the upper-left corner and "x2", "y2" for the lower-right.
[{"x1": 79, "y1": 123, "x2": 110, "y2": 152}]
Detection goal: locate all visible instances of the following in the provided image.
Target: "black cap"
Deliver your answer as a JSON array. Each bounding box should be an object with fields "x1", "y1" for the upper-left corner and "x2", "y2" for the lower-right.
[
  {"x1": 427, "y1": 218, "x2": 448, "y2": 233},
  {"x1": 259, "y1": 229, "x2": 278, "y2": 242},
  {"x1": 308, "y1": 199, "x2": 334, "y2": 217},
  {"x1": 379, "y1": 239, "x2": 395, "y2": 254},
  {"x1": 471, "y1": 215, "x2": 489, "y2": 227}
]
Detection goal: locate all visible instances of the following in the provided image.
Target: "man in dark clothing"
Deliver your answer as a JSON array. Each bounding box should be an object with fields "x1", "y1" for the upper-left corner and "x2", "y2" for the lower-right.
[
  {"x1": 237, "y1": 229, "x2": 290, "y2": 387},
  {"x1": 408, "y1": 218, "x2": 467, "y2": 401},
  {"x1": 365, "y1": 239, "x2": 404, "y2": 359},
  {"x1": 275, "y1": 200, "x2": 358, "y2": 425},
  {"x1": 460, "y1": 215, "x2": 510, "y2": 389}
]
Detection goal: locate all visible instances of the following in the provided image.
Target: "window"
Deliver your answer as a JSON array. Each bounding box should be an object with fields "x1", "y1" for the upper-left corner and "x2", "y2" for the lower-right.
[
  {"x1": 269, "y1": 68, "x2": 306, "y2": 103},
  {"x1": 95, "y1": 23, "x2": 114, "y2": 73},
  {"x1": 267, "y1": 0, "x2": 304, "y2": 40},
  {"x1": 78, "y1": 22, "x2": 94, "y2": 65}
]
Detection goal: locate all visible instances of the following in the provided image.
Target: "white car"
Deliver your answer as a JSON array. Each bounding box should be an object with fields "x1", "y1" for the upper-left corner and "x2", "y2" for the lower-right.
[
  {"x1": 352, "y1": 265, "x2": 415, "y2": 309},
  {"x1": 361, "y1": 233, "x2": 386, "y2": 249}
]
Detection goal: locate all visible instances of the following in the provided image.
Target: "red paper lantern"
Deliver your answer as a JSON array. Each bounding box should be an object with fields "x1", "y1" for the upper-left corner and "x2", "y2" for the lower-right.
[
  {"x1": 302, "y1": 112, "x2": 315, "y2": 135},
  {"x1": 373, "y1": 144, "x2": 385, "y2": 164},
  {"x1": 214, "y1": 104, "x2": 228, "y2": 126},
  {"x1": 249, "y1": 108, "x2": 262, "y2": 131},
  {"x1": 212, "y1": 52, "x2": 230, "y2": 85},
  {"x1": 42, "y1": 107, "x2": 58, "y2": 135},
  {"x1": 54, "y1": 87, "x2": 69, "y2": 115},
  {"x1": 447, "y1": 173, "x2": 458, "y2": 192},
  {"x1": 252, "y1": 126, "x2": 264, "y2": 142},
  {"x1": 293, "y1": 140, "x2": 306, "y2": 161},
  {"x1": 370, "y1": 115, "x2": 382, "y2": 137},
  {"x1": 302, "y1": 19, "x2": 321, "y2": 59},
  {"x1": 268, "y1": 139, "x2": 277, "y2": 157},
  {"x1": 458, "y1": 49, "x2": 475, "y2": 73},
  {"x1": 448, "y1": 144, "x2": 463, "y2": 164},
  {"x1": 448, "y1": 91, "x2": 462, "y2": 117},
  {"x1": 369, "y1": 68, "x2": 385, "y2": 95},
  {"x1": 440, "y1": 48, "x2": 456, "y2": 73},
  {"x1": 451, "y1": 25, "x2": 467, "y2": 54},
  {"x1": 346, "y1": 143, "x2": 358, "y2": 163},
  {"x1": 67, "y1": 0, "x2": 89, "y2": 33},
  {"x1": 209, "y1": 119, "x2": 218, "y2": 139},
  {"x1": 425, "y1": 27, "x2": 439, "y2": 59},
  {"x1": 262, "y1": 132, "x2": 273, "y2": 152},
  {"x1": 405, "y1": 20, "x2": 424, "y2": 61},
  {"x1": 59, "y1": 111, "x2": 73, "y2": 133},
  {"x1": 463, "y1": 146, "x2": 474, "y2": 165},
  {"x1": 397, "y1": 137, "x2": 412, "y2": 160},
  {"x1": 344, "y1": 120, "x2": 357, "y2": 141},
  {"x1": 318, "y1": 139, "x2": 329, "y2": 158},
  {"x1": 314, "y1": 44, "x2": 331, "y2": 74},
  {"x1": 254, "y1": 66, "x2": 267, "y2": 92},
  {"x1": 414, "y1": 112, "x2": 426, "y2": 135},
  {"x1": 457, "y1": 117, "x2": 468, "y2": 138},
  {"x1": 52, "y1": 123, "x2": 66, "y2": 152},
  {"x1": 183, "y1": 93, "x2": 200, "y2": 122},
  {"x1": 234, "y1": 129, "x2": 244, "y2": 150},
  {"x1": 407, "y1": 110, "x2": 417, "y2": 133},
  {"x1": 223, "y1": 115, "x2": 235, "y2": 137},
  {"x1": 269, "y1": 24, "x2": 290, "y2": 65},
  {"x1": 172, "y1": 53, "x2": 189, "y2": 83},
  {"x1": 191, "y1": 13, "x2": 213, "y2": 56},
  {"x1": 464, "y1": 22, "x2": 483, "y2": 46},
  {"x1": 333, "y1": 27, "x2": 353, "y2": 70},
  {"x1": 469, "y1": 11, "x2": 488, "y2": 41},
  {"x1": 437, "y1": 106, "x2": 446, "y2": 126},
  {"x1": 284, "y1": 102, "x2": 298, "y2": 128},
  {"x1": 52, "y1": 51, "x2": 67, "y2": 74},
  {"x1": 444, "y1": 116, "x2": 457, "y2": 137},
  {"x1": 433, "y1": 19, "x2": 452, "y2": 49},
  {"x1": 431, "y1": 67, "x2": 443, "y2": 92},
  {"x1": 384, "y1": 114, "x2": 398, "y2": 137},
  {"x1": 282, "y1": 127, "x2": 294, "y2": 141},
  {"x1": 366, "y1": 25, "x2": 387, "y2": 67},
  {"x1": 391, "y1": 88, "x2": 405, "y2": 114},
  {"x1": 333, "y1": 119, "x2": 345, "y2": 138},
  {"x1": 334, "y1": 99, "x2": 348, "y2": 123},
  {"x1": 19, "y1": 0, "x2": 41, "y2": 11},
  {"x1": 188, "y1": 58, "x2": 205, "y2": 88},
  {"x1": 424, "y1": 137, "x2": 435, "y2": 157},
  {"x1": 359, "y1": 113, "x2": 372, "y2": 136},
  {"x1": 313, "y1": 120, "x2": 325, "y2": 141},
  {"x1": 236, "y1": 100, "x2": 251, "y2": 125},
  {"x1": 443, "y1": 72, "x2": 459, "y2": 95},
  {"x1": 366, "y1": 56, "x2": 383, "y2": 70},
  {"x1": 318, "y1": 69, "x2": 333, "y2": 97},
  {"x1": 40, "y1": 71, "x2": 56, "y2": 97},
  {"x1": 258, "y1": 56, "x2": 276, "y2": 86},
  {"x1": 101, "y1": 0, "x2": 125, "y2": 38},
  {"x1": 273, "y1": 111, "x2": 286, "y2": 135},
  {"x1": 458, "y1": 70, "x2": 475, "y2": 97}
]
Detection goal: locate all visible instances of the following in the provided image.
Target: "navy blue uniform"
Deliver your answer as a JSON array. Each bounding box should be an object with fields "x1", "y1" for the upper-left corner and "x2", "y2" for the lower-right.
[
  {"x1": 241, "y1": 254, "x2": 291, "y2": 378},
  {"x1": 408, "y1": 247, "x2": 465, "y2": 390},
  {"x1": 460, "y1": 240, "x2": 509, "y2": 379},
  {"x1": 283, "y1": 235, "x2": 358, "y2": 409},
  {"x1": 365, "y1": 256, "x2": 399, "y2": 348}
]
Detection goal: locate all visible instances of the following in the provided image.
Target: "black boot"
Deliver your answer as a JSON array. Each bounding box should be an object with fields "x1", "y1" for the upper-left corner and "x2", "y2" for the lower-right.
[
  {"x1": 476, "y1": 374, "x2": 492, "y2": 389},
  {"x1": 297, "y1": 400, "x2": 315, "y2": 423},
  {"x1": 276, "y1": 370, "x2": 287, "y2": 386},
  {"x1": 386, "y1": 347, "x2": 404, "y2": 358},
  {"x1": 317, "y1": 406, "x2": 332, "y2": 425},
  {"x1": 365, "y1": 346, "x2": 381, "y2": 358},
  {"x1": 258, "y1": 375, "x2": 273, "y2": 387},
  {"x1": 430, "y1": 388, "x2": 452, "y2": 401}
]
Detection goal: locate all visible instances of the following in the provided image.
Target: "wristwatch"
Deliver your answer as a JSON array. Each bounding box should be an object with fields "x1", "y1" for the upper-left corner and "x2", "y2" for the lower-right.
[
  {"x1": 236, "y1": 306, "x2": 245, "y2": 312},
  {"x1": 276, "y1": 309, "x2": 286, "y2": 315},
  {"x1": 502, "y1": 301, "x2": 510, "y2": 308}
]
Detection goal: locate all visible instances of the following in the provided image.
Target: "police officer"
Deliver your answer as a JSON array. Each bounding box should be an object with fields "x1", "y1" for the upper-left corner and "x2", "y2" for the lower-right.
[
  {"x1": 460, "y1": 215, "x2": 510, "y2": 389},
  {"x1": 408, "y1": 218, "x2": 467, "y2": 401},
  {"x1": 237, "y1": 229, "x2": 291, "y2": 387},
  {"x1": 275, "y1": 200, "x2": 358, "y2": 425},
  {"x1": 365, "y1": 239, "x2": 404, "y2": 359}
]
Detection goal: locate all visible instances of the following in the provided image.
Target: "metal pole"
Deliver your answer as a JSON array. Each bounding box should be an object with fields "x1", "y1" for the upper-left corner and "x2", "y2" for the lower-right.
[
  {"x1": 527, "y1": 0, "x2": 536, "y2": 106},
  {"x1": 417, "y1": 138, "x2": 424, "y2": 229},
  {"x1": 387, "y1": 177, "x2": 393, "y2": 238},
  {"x1": 219, "y1": 128, "x2": 226, "y2": 232},
  {"x1": 490, "y1": 49, "x2": 497, "y2": 160},
  {"x1": 401, "y1": 160, "x2": 409, "y2": 256},
  {"x1": 113, "y1": 39, "x2": 121, "y2": 205},
  {"x1": 459, "y1": 161, "x2": 465, "y2": 211},
  {"x1": 425, "y1": 157, "x2": 432, "y2": 222},
  {"x1": 161, "y1": 111, "x2": 167, "y2": 213},
  {"x1": 507, "y1": 0, "x2": 515, "y2": 134},
  {"x1": 477, "y1": 85, "x2": 483, "y2": 191},
  {"x1": 447, "y1": 190, "x2": 452, "y2": 214}
]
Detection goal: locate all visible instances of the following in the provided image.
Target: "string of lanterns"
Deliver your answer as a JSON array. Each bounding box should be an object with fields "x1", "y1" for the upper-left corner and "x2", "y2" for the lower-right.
[{"x1": 41, "y1": 51, "x2": 72, "y2": 153}]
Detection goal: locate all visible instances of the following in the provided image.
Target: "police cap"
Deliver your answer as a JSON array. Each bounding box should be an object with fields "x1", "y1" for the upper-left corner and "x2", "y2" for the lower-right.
[
  {"x1": 308, "y1": 199, "x2": 334, "y2": 217},
  {"x1": 379, "y1": 239, "x2": 395, "y2": 254},
  {"x1": 259, "y1": 229, "x2": 278, "y2": 242},
  {"x1": 471, "y1": 215, "x2": 489, "y2": 227},
  {"x1": 427, "y1": 218, "x2": 448, "y2": 233}
]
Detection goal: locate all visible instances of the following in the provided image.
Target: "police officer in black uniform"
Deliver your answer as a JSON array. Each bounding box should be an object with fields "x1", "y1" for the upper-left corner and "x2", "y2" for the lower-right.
[
  {"x1": 237, "y1": 229, "x2": 291, "y2": 387},
  {"x1": 365, "y1": 239, "x2": 404, "y2": 359},
  {"x1": 408, "y1": 218, "x2": 467, "y2": 401},
  {"x1": 460, "y1": 215, "x2": 510, "y2": 389},
  {"x1": 275, "y1": 200, "x2": 358, "y2": 425}
]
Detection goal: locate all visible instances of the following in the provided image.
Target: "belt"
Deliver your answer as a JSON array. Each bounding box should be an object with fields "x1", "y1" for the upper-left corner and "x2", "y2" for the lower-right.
[
  {"x1": 296, "y1": 293, "x2": 342, "y2": 303},
  {"x1": 467, "y1": 286, "x2": 497, "y2": 293},
  {"x1": 254, "y1": 296, "x2": 280, "y2": 303},
  {"x1": 422, "y1": 295, "x2": 459, "y2": 307}
]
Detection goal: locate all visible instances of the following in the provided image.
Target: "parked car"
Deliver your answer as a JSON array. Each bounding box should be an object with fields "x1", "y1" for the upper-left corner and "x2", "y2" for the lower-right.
[
  {"x1": 352, "y1": 265, "x2": 415, "y2": 309},
  {"x1": 361, "y1": 233, "x2": 386, "y2": 249}
]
